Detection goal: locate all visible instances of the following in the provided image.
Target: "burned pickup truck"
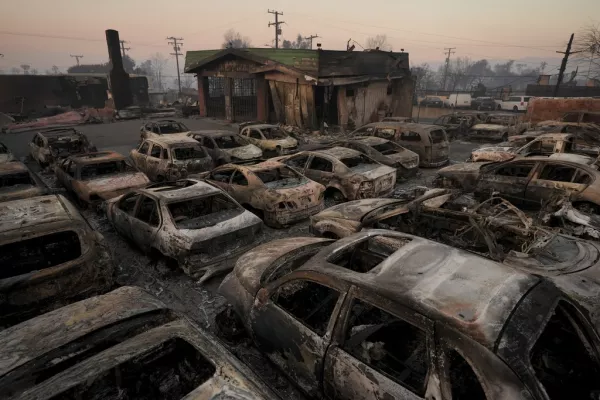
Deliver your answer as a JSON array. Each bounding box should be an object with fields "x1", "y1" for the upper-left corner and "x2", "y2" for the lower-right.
[
  {"x1": 0, "y1": 286, "x2": 278, "y2": 399},
  {"x1": 0, "y1": 194, "x2": 114, "y2": 328},
  {"x1": 106, "y1": 179, "x2": 262, "y2": 282},
  {"x1": 199, "y1": 161, "x2": 325, "y2": 228},
  {"x1": 29, "y1": 127, "x2": 97, "y2": 168},
  {"x1": 220, "y1": 229, "x2": 600, "y2": 399}
]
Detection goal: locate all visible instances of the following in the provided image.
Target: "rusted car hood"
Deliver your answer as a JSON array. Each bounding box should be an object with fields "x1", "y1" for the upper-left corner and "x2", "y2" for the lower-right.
[
  {"x1": 471, "y1": 123, "x2": 508, "y2": 132},
  {"x1": 260, "y1": 136, "x2": 297, "y2": 150},
  {"x1": 176, "y1": 209, "x2": 262, "y2": 247},
  {"x1": 0, "y1": 185, "x2": 46, "y2": 202},
  {"x1": 471, "y1": 146, "x2": 516, "y2": 162},
  {"x1": 82, "y1": 172, "x2": 150, "y2": 199},
  {"x1": 225, "y1": 144, "x2": 262, "y2": 160},
  {"x1": 313, "y1": 198, "x2": 402, "y2": 222},
  {"x1": 385, "y1": 150, "x2": 420, "y2": 167},
  {"x1": 233, "y1": 237, "x2": 333, "y2": 296}
]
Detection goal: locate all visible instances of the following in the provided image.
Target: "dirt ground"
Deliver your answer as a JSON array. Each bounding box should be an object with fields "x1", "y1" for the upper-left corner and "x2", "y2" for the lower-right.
[{"x1": 4, "y1": 118, "x2": 482, "y2": 399}]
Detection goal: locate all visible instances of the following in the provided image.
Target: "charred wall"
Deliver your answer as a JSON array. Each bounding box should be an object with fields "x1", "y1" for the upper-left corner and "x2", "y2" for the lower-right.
[
  {"x1": 268, "y1": 80, "x2": 316, "y2": 128},
  {"x1": 526, "y1": 97, "x2": 600, "y2": 123}
]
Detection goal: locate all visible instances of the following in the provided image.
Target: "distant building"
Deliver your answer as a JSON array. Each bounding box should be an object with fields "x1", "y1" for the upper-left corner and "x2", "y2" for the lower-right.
[{"x1": 184, "y1": 48, "x2": 414, "y2": 130}]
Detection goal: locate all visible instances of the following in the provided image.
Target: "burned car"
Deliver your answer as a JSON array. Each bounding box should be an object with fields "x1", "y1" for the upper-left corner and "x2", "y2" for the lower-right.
[
  {"x1": 0, "y1": 161, "x2": 48, "y2": 202},
  {"x1": 189, "y1": 130, "x2": 263, "y2": 165},
  {"x1": 199, "y1": 161, "x2": 325, "y2": 228},
  {"x1": 55, "y1": 151, "x2": 150, "y2": 207},
  {"x1": 130, "y1": 136, "x2": 212, "y2": 182},
  {"x1": 220, "y1": 229, "x2": 600, "y2": 400},
  {"x1": 433, "y1": 112, "x2": 488, "y2": 138},
  {"x1": 435, "y1": 156, "x2": 600, "y2": 212},
  {"x1": 0, "y1": 194, "x2": 113, "y2": 328},
  {"x1": 465, "y1": 123, "x2": 512, "y2": 142},
  {"x1": 276, "y1": 147, "x2": 397, "y2": 201},
  {"x1": 329, "y1": 136, "x2": 419, "y2": 178},
  {"x1": 239, "y1": 123, "x2": 298, "y2": 157},
  {"x1": 29, "y1": 127, "x2": 97, "y2": 167},
  {"x1": 140, "y1": 119, "x2": 190, "y2": 140},
  {"x1": 106, "y1": 179, "x2": 262, "y2": 282},
  {"x1": 352, "y1": 122, "x2": 449, "y2": 167},
  {"x1": 471, "y1": 133, "x2": 600, "y2": 162},
  {"x1": 0, "y1": 142, "x2": 15, "y2": 163},
  {"x1": 0, "y1": 286, "x2": 278, "y2": 399}
]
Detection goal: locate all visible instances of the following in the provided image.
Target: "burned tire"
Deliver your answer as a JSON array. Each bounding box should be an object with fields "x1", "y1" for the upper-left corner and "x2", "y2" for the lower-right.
[
  {"x1": 325, "y1": 188, "x2": 345, "y2": 207},
  {"x1": 513, "y1": 106, "x2": 519, "y2": 112}
]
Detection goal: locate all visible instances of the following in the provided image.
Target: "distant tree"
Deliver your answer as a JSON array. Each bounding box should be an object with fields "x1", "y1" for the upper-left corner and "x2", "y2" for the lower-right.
[
  {"x1": 51, "y1": 65, "x2": 60, "y2": 75},
  {"x1": 180, "y1": 74, "x2": 195, "y2": 90},
  {"x1": 149, "y1": 53, "x2": 169, "y2": 90},
  {"x1": 122, "y1": 54, "x2": 137, "y2": 73},
  {"x1": 222, "y1": 29, "x2": 251, "y2": 49},
  {"x1": 20, "y1": 64, "x2": 30, "y2": 75},
  {"x1": 282, "y1": 34, "x2": 310, "y2": 49},
  {"x1": 411, "y1": 63, "x2": 439, "y2": 94},
  {"x1": 365, "y1": 34, "x2": 392, "y2": 51},
  {"x1": 575, "y1": 22, "x2": 600, "y2": 80},
  {"x1": 30, "y1": 68, "x2": 38, "y2": 75},
  {"x1": 10, "y1": 67, "x2": 20, "y2": 74},
  {"x1": 67, "y1": 63, "x2": 110, "y2": 73}
]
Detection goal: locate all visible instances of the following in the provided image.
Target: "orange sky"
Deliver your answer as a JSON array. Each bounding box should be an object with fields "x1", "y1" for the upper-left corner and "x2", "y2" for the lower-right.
[{"x1": 1, "y1": 0, "x2": 597, "y2": 76}]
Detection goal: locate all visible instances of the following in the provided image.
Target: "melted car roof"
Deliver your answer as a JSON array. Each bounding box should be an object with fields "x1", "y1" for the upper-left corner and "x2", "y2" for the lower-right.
[
  {"x1": 141, "y1": 179, "x2": 220, "y2": 202},
  {"x1": 316, "y1": 146, "x2": 362, "y2": 159}
]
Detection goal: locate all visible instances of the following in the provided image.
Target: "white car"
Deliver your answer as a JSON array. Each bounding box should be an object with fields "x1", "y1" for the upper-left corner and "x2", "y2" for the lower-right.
[{"x1": 496, "y1": 96, "x2": 532, "y2": 112}]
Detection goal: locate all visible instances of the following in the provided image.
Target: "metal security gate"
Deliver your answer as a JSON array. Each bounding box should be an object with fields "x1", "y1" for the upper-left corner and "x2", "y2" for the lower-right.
[
  {"x1": 206, "y1": 77, "x2": 226, "y2": 118},
  {"x1": 232, "y1": 78, "x2": 257, "y2": 122}
]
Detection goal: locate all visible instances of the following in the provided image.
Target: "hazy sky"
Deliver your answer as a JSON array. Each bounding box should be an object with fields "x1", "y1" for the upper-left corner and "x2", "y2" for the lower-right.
[{"x1": 1, "y1": 0, "x2": 598, "y2": 77}]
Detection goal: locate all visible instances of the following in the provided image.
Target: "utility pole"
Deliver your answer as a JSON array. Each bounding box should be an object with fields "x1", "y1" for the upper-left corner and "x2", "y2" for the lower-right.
[
  {"x1": 167, "y1": 37, "x2": 184, "y2": 96},
  {"x1": 119, "y1": 40, "x2": 130, "y2": 57},
  {"x1": 70, "y1": 54, "x2": 83, "y2": 66},
  {"x1": 441, "y1": 47, "x2": 455, "y2": 91},
  {"x1": 268, "y1": 10, "x2": 284, "y2": 49},
  {"x1": 304, "y1": 34, "x2": 319, "y2": 49},
  {"x1": 554, "y1": 33, "x2": 582, "y2": 97}
]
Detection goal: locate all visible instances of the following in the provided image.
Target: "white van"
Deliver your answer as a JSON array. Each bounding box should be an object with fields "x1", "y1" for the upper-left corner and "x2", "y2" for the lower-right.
[
  {"x1": 497, "y1": 96, "x2": 531, "y2": 112},
  {"x1": 444, "y1": 93, "x2": 472, "y2": 108}
]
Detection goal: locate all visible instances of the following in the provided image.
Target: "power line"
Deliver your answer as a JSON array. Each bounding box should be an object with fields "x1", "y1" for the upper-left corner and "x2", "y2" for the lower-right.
[
  {"x1": 167, "y1": 37, "x2": 183, "y2": 95},
  {"x1": 70, "y1": 54, "x2": 83, "y2": 66},
  {"x1": 554, "y1": 33, "x2": 583, "y2": 96},
  {"x1": 268, "y1": 10, "x2": 284, "y2": 49},
  {"x1": 442, "y1": 47, "x2": 456, "y2": 90},
  {"x1": 304, "y1": 34, "x2": 319, "y2": 49},
  {"x1": 120, "y1": 40, "x2": 131, "y2": 57}
]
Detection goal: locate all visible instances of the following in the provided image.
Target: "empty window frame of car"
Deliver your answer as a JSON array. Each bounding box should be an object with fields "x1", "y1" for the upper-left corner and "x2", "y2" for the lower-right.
[
  {"x1": 328, "y1": 236, "x2": 412, "y2": 273},
  {"x1": 446, "y1": 349, "x2": 487, "y2": 399},
  {"x1": 429, "y1": 129, "x2": 447, "y2": 144},
  {"x1": 308, "y1": 156, "x2": 333, "y2": 172},
  {"x1": 0, "y1": 230, "x2": 82, "y2": 279},
  {"x1": 167, "y1": 194, "x2": 240, "y2": 229},
  {"x1": 537, "y1": 164, "x2": 580, "y2": 183},
  {"x1": 494, "y1": 163, "x2": 535, "y2": 178},
  {"x1": 261, "y1": 127, "x2": 287, "y2": 140},
  {"x1": 400, "y1": 131, "x2": 421, "y2": 142},
  {"x1": 339, "y1": 154, "x2": 378, "y2": 172},
  {"x1": 530, "y1": 300, "x2": 600, "y2": 399},
  {"x1": 342, "y1": 298, "x2": 429, "y2": 396},
  {"x1": 214, "y1": 135, "x2": 244, "y2": 149},
  {"x1": 376, "y1": 128, "x2": 397, "y2": 140},
  {"x1": 136, "y1": 196, "x2": 160, "y2": 227},
  {"x1": 171, "y1": 145, "x2": 206, "y2": 161},
  {"x1": 253, "y1": 166, "x2": 305, "y2": 188},
  {"x1": 0, "y1": 172, "x2": 33, "y2": 187},
  {"x1": 371, "y1": 141, "x2": 402, "y2": 155},
  {"x1": 271, "y1": 280, "x2": 341, "y2": 336},
  {"x1": 157, "y1": 121, "x2": 188, "y2": 134},
  {"x1": 80, "y1": 161, "x2": 133, "y2": 180},
  {"x1": 138, "y1": 141, "x2": 151, "y2": 154}
]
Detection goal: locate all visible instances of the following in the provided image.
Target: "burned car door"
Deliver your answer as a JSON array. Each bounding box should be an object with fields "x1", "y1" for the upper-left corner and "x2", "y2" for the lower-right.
[
  {"x1": 131, "y1": 141, "x2": 151, "y2": 172},
  {"x1": 146, "y1": 144, "x2": 164, "y2": 181},
  {"x1": 229, "y1": 170, "x2": 252, "y2": 204},
  {"x1": 476, "y1": 161, "x2": 537, "y2": 206},
  {"x1": 56, "y1": 159, "x2": 77, "y2": 192},
  {"x1": 130, "y1": 195, "x2": 161, "y2": 252},
  {"x1": 524, "y1": 162, "x2": 590, "y2": 208},
  {"x1": 324, "y1": 291, "x2": 435, "y2": 400},
  {"x1": 281, "y1": 153, "x2": 310, "y2": 173},
  {"x1": 251, "y1": 277, "x2": 346, "y2": 397},
  {"x1": 206, "y1": 168, "x2": 235, "y2": 192},
  {"x1": 305, "y1": 156, "x2": 335, "y2": 187},
  {"x1": 111, "y1": 192, "x2": 141, "y2": 239}
]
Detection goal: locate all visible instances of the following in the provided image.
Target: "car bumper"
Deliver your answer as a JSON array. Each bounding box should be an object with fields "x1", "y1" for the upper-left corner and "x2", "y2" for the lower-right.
[{"x1": 421, "y1": 157, "x2": 449, "y2": 168}]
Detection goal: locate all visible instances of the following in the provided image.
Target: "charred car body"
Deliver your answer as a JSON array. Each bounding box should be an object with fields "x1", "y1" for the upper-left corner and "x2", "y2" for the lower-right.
[
  {"x1": 435, "y1": 156, "x2": 600, "y2": 212},
  {"x1": 328, "y1": 136, "x2": 419, "y2": 178},
  {"x1": 140, "y1": 119, "x2": 190, "y2": 140},
  {"x1": 0, "y1": 161, "x2": 48, "y2": 202},
  {"x1": 106, "y1": 179, "x2": 262, "y2": 282},
  {"x1": 30, "y1": 127, "x2": 97, "y2": 167},
  {"x1": 0, "y1": 142, "x2": 15, "y2": 163},
  {"x1": 239, "y1": 123, "x2": 298, "y2": 157},
  {"x1": 189, "y1": 130, "x2": 263, "y2": 165},
  {"x1": 55, "y1": 151, "x2": 150, "y2": 207},
  {"x1": 352, "y1": 122, "x2": 449, "y2": 167},
  {"x1": 199, "y1": 161, "x2": 325, "y2": 228},
  {"x1": 0, "y1": 286, "x2": 278, "y2": 399},
  {"x1": 220, "y1": 229, "x2": 600, "y2": 399},
  {"x1": 471, "y1": 133, "x2": 600, "y2": 162},
  {"x1": 433, "y1": 112, "x2": 489, "y2": 139},
  {"x1": 0, "y1": 194, "x2": 114, "y2": 328},
  {"x1": 276, "y1": 147, "x2": 397, "y2": 201},
  {"x1": 466, "y1": 113, "x2": 528, "y2": 142},
  {"x1": 130, "y1": 136, "x2": 212, "y2": 182}
]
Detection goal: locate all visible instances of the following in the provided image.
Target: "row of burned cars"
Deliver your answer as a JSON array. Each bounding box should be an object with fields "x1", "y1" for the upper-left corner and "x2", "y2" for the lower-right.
[{"x1": 1, "y1": 117, "x2": 600, "y2": 399}]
